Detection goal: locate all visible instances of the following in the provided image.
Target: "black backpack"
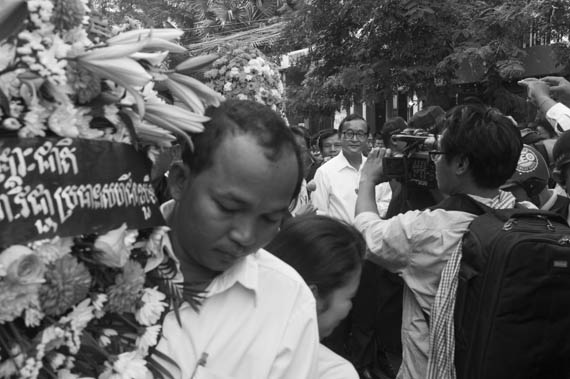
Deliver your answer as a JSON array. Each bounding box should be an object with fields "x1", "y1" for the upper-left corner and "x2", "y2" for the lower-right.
[{"x1": 437, "y1": 194, "x2": 570, "y2": 379}]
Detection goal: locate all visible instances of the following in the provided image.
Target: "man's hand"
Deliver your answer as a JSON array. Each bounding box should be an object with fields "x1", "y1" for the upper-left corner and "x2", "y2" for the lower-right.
[
  {"x1": 360, "y1": 148, "x2": 390, "y2": 186},
  {"x1": 356, "y1": 148, "x2": 390, "y2": 217},
  {"x1": 518, "y1": 78, "x2": 557, "y2": 113},
  {"x1": 541, "y1": 76, "x2": 570, "y2": 106},
  {"x1": 518, "y1": 78, "x2": 550, "y2": 103}
]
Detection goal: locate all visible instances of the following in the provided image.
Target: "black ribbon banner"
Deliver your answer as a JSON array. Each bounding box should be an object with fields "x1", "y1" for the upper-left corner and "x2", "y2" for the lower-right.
[{"x1": 0, "y1": 137, "x2": 166, "y2": 246}]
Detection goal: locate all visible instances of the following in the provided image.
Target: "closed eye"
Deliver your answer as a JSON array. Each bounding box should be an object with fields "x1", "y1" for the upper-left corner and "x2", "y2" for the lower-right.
[
  {"x1": 262, "y1": 212, "x2": 286, "y2": 224},
  {"x1": 216, "y1": 200, "x2": 238, "y2": 213}
]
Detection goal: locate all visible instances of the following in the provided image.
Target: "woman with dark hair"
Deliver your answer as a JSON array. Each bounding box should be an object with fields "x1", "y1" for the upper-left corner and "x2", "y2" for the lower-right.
[{"x1": 267, "y1": 215, "x2": 365, "y2": 379}]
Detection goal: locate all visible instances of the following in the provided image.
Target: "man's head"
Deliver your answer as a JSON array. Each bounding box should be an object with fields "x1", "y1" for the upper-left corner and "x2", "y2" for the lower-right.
[
  {"x1": 381, "y1": 117, "x2": 408, "y2": 151},
  {"x1": 433, "y1": 104, "x2": 522, "y2": 195},
  {"x1": 408, "y1": 106, "x2": 445, "y2": 132},
  {"x1": 552, "y1": 130, "x2": 570, "y2": 194},
  {"x1": 338, "y1": 114, "x2": 369, "y2": 158},
  {"x1": 318, "y1": 129, "x2": 341, "y2": 160},
  {"x1": 169, "y1": 100, "x2": 303, "y2": 274},
  {"x1": 501, "y1": 144, "x2": 550, "y2": 205}
]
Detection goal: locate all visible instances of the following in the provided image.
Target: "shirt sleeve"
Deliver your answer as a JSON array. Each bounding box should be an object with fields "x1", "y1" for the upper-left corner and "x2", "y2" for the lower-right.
[
  {"x1": 354, "y1": 210, "x2": 419, "y2": 272},
  {"x1": 546, "y1": 102, "x2": 570, "y2": 134},
  {"x1": 268, "y1": 296, "x2": 320, "y2": 379},
  {"x1": 311, "y1": 168, "x2": 330, "y2": 216}
]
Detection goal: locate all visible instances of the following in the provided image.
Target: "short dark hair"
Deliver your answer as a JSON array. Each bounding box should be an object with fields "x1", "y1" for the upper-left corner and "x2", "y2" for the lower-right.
[
  {"x1": 440, "y1": 104, "x2": 522, "y2": 189},
  {"x1": 181, "y1": 100, "x2": 303, "y2": 199},
  {"x1": 317, "y1": 128, "x2": 338, "y2": 152},
  {"x1": 381, "y1": 116, "x2": 408, "y2": 147},
  {"x1": 266, "y1": 215, "x2": 365, "y2": 299},
  {"x1": 338, "y1": 114, "x2": 368, "y2": 135}
]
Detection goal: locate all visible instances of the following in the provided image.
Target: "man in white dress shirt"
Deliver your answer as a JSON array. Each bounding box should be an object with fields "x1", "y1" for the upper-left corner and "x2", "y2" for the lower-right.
[
  {"x1": 154, "y1": 100, "x2": 320, "y2": 379},
  {"x1": 311, "y1": 115, "x2": 391, "y2": 222}
]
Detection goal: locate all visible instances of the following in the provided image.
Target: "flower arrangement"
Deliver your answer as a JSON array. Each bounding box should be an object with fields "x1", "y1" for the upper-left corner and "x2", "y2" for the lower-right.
[
  {"x1": 203, "y1": 44, "x2": 285, "y2": 113},
  {"x1": 0, "y1": 227, "x2": 180, "y2": 379},
  {"x1": 0, "y1": 1, "x2": 224, "y2": 378}
]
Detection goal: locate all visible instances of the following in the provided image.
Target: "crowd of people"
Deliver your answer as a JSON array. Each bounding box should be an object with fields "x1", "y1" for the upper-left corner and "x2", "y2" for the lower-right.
[{"x1": 148, "y1": 76, "x2": 570, "y2": 379}]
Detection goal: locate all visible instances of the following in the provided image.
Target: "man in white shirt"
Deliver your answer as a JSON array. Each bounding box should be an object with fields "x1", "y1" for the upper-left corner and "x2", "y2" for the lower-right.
[
  {"x1": 154, "y1": 100, "x2": 319, "y2": 379},
  {"x1": 354, "y1": 104, "x2": 524, "y2": 379},
  {"x1": 311, "y1": 115, "x2": 391, "y2": 222}
]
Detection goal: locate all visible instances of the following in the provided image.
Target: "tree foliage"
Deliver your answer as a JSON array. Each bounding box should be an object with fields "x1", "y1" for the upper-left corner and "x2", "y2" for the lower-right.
[
  {"x1": 281, "y1": 0, "x2": 570, "y2": 116},
  {"x1": 90, "y1": 0, "x2": 289, "y2": 46}
]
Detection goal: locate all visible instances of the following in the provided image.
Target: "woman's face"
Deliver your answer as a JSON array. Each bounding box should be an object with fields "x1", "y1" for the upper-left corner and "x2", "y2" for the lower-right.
[{"x1": 316, "y1": 267, "x2": 361, "y2": 338}]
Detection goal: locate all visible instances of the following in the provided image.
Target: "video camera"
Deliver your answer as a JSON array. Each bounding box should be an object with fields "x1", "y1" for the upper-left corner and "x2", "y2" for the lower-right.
[{"x1": 382, "y1": 129, "x2": 439, "y2": 189}]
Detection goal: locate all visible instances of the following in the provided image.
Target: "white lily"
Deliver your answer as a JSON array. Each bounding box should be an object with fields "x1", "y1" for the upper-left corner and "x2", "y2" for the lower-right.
[
  {"x1": 165, "y1": 77, "x2": 205, "y2": 114},
  {"x1": 75, "y1": 40, "x2": 147, "y2": 61},
  {"x1": 143, "y1": 111, "x2": 195, "y2": 150},
  {"x1": 169, "y1": 72, "x2": 224, "y2": 107},
  {"x1": 145, "y1": 102, "x2": 209, "y2": 128},
  {"x1": 78, "y1": 57, "x2": 150, "y2": 116},
  {"x1": 122, "y1": 108, "x2": 176, "y2": 147},
  {"x1": 130, "y1": 51, "x2": 169, "y2": 66},
  {"x1": 78, "y1": 57, "x2": 151, "y2": 88},
  {"x1": 143, "y1": 38, "x2": 186, "y2": 54},
  {"x1": 107, "y1": 28, "x2": 184, "y2": 45},
  {"x1": 175, "y1": 53, "x2": 219, "y2": 72}
]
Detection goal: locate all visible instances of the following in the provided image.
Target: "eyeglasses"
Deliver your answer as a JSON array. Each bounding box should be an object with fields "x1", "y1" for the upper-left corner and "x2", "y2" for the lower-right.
[
  {"x1": 429, "y1": 150, "x2": 448, "y2": 163},
  {"x1": 342, "y1": 130, "x2": 368, "y2": 140}
]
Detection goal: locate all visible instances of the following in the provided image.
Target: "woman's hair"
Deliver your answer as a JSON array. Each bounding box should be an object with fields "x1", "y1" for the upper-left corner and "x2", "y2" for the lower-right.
[{"x1": 266, "y1": 215, "x2": 366, "y2": 299}]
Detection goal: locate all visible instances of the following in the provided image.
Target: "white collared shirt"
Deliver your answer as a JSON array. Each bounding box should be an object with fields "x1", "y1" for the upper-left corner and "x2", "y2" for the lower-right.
[
  {"x1": 318, "y1": 344, "x2": 359, "y2": 379},
  {"x1": 154, "y1": 203, "x2": 320, "y2": 379},
  {"x1": 155, "y1": 250, "x2": 319, "y2": 379},
  {"x1": 311, "y1": 152, "x2": 391, "y2": 223}
]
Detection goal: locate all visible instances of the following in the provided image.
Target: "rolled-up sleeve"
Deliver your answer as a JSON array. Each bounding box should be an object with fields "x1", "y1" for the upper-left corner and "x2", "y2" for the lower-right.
[
  {"x1": 546, "y1": 102, "x2": 570, "y2": 134},
  {"x1": 354, "y1": 210, "x2": 420, "y2": 272}
]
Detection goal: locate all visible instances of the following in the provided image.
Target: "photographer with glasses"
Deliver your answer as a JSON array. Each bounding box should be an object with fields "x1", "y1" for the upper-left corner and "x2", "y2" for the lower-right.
[
  {"x1": 311, "y1": 114, "x2": 392, "y2": 223},
  {"x1": 354, "y1": 104, "x2": 525, "y2": 379}
]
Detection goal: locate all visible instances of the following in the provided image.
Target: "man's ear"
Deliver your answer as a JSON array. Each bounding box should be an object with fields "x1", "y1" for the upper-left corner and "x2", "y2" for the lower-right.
[
  {"x1": 309, "y1": 284, "x2": 327, "y2": 314},
  {"x1": 168, "y1": 162, "x2": 191, "y2": 201},
  {"x1": 455, "y1": 154, "x2": 470, "y2": 176}
]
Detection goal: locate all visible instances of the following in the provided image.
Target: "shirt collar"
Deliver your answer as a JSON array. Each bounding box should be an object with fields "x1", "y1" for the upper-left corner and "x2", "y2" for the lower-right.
[
  {"x1": 160, "y1": 199, "x2": 259, "y2": 300},
  {"x1": 334, "y1": 151, "x2": 366, "y2": 172},
  {"x1": 206, "y1": 253, "x2": 259, "y2": 299},
  {"x1": 469, "y1": 190, "x2": 517, "y2": 209}
]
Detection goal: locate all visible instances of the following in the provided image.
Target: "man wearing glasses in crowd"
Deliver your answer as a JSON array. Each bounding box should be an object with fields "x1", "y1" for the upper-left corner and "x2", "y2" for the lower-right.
[
  {"x1": 354, "y1": 104, "x2": 524, "y2": 379},
  {"x1": 311, "y1": 114, "x2": 392, "y2": 222}
]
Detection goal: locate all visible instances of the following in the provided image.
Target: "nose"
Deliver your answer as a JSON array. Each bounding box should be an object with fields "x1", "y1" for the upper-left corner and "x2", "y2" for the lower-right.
[{"x1": 229, "y1": 216, "x2": 256, "y2": 249}]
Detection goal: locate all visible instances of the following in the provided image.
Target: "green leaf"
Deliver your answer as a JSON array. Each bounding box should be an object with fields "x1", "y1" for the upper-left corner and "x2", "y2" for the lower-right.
[
  {"x1": 0, "y1": 87, "x2": 10, "y2": 117},
  {"x1": 147, "y1": 355, "x2": 177, "y2": 379},
  {"x1": 0, "y1": 0, "x2": 28, "y2": 43},
  {"x1": 118, "y1": 110, "x2": 141, "y2": 150}
]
